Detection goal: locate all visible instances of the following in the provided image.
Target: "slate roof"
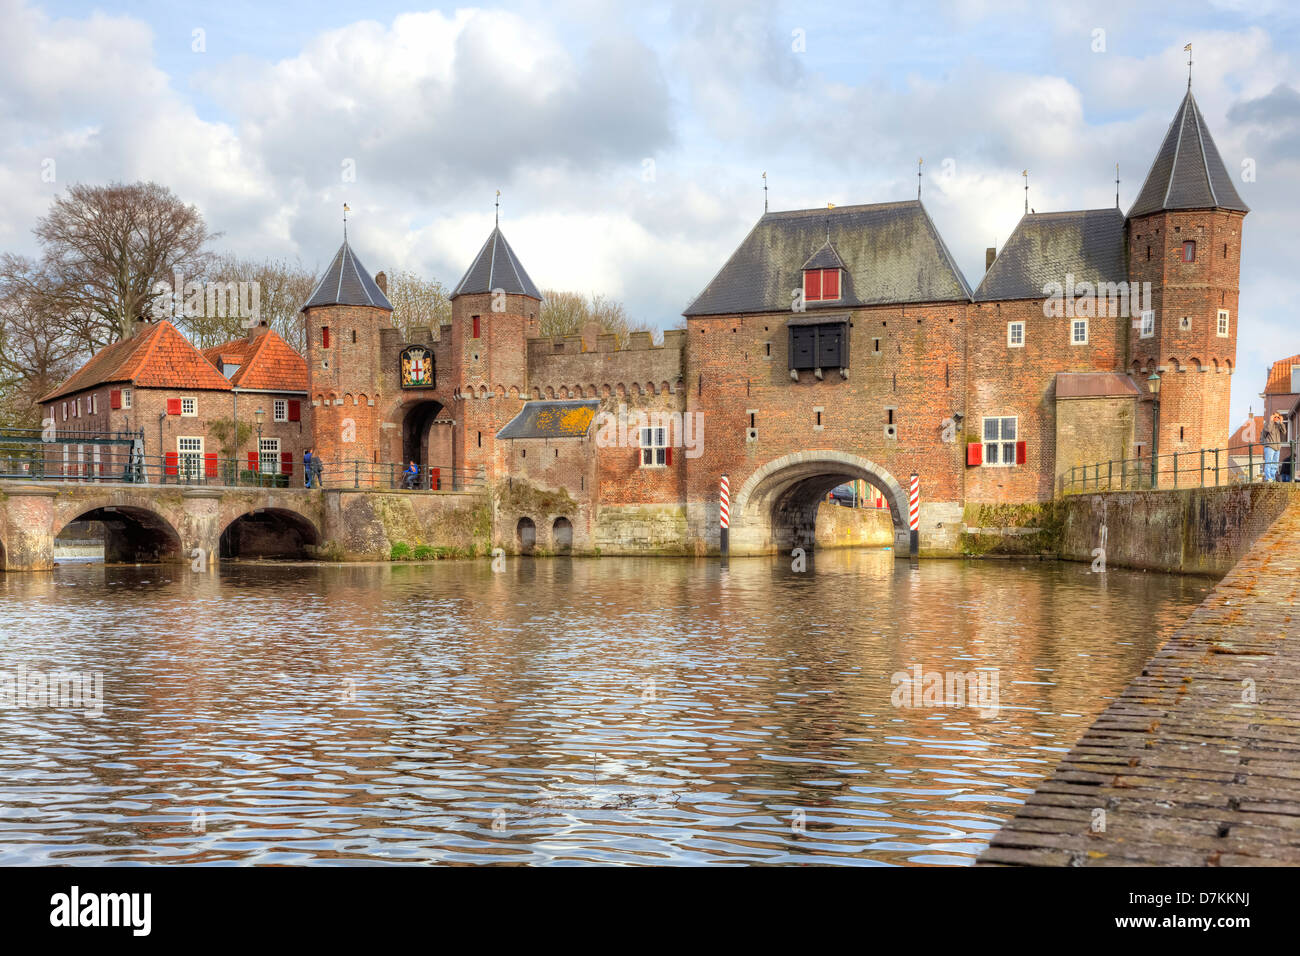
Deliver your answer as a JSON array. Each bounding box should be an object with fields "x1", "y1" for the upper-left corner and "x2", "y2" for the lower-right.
[
  {"x1": 452, "y1": 226, "x2": 542, "y2": 300},
  {"x1": 301, "y1": 239, "x2": 393, "y2": 311},
  {"x1": 683, "y1": 200, "x2": 972, "y2": 316},
  {"x1": 1264, "y1": 354, "x2": 1300, "y2": 395},
  {"x1": 1128, "y1": 91, "x2": 1249, "y2": 219},
  {"x1": 801, "y1": 239, "x2": 846, "y2": 271},
  {"x1": 497, "y1": 400, "x2": 599, "y2": 440},
  {"x1": 974, "y1": 208, "x2": 1127, "y2": 302},
  {"x1": 203, "y1": 328, "x2": 309, "y2": 392},
  {"x1": 1055, "y1": 371, "x2": 1141, "y2": 400},
  {"x1": 39, "y1": 320, "x2": 233, "y2": 403}
]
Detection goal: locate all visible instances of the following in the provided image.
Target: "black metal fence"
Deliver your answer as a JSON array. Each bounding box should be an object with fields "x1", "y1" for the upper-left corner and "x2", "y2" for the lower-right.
[
  {"x1": 0, "y1": 429, "x2": 484, "y2": 491},
  {"x1": 1062, "y1": 440, "x2": 1297, "y2": 494}
]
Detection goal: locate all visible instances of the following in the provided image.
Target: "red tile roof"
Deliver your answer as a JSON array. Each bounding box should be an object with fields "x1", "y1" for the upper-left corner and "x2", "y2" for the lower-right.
[
  {"x1": 39, "y1": 320, "x2": 232, "y2": 403},
  {"x1": 1228, "y1": 415, "x2": 1264, "y2": 449},
  {"x1": 1265, "y1": 354, "x2": 1300, "y2": 395},
  {"x1": 203, "y1": 329, "x2": 308, "y2": 392}
]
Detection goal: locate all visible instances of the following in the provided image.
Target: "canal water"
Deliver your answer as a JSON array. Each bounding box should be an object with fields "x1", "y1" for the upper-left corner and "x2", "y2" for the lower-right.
[{"x1": 0, "y1": 551, "x2": 1209, "y2": 866}]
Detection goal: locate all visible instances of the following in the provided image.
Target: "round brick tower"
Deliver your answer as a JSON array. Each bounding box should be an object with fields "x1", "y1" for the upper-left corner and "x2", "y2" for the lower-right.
[
  {"x1": 1126, "y1": 88, "x2": 1248, "y2": 458},
  {"x1": 301, "y1": 237, "x2": 395, "y2": 478}
]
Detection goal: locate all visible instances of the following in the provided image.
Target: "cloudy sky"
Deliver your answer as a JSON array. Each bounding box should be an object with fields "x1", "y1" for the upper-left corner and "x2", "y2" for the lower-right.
[{"x1": 2, "y1": 0, "x2": 1297, "y2": 424}]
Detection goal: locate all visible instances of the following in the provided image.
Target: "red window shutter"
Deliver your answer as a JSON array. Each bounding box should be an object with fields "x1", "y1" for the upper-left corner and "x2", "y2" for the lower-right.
[
  {"x1": 166, "y1": 398, "x2": 182, "y2": 415},
  {"x1": 822, "y1": 269, "x2": 840, "y2": 299},
  {"x1": 322, "y1": 326, "x2": 330, "y2": 349},
  {"x1": 247, "y1": 451, "x2": 258, "y2": 471},
  {"x1": 1015, "y1": 440, "x2": 1027, "y2": 465},
  {"x1": 472, "y1": 316, "x2": 481, "y2": 338},
  {"x1": 110, "y1": 389, "x2": 122, "y2": 410},
  {"x1": 967, "y1": 442, "x2": 983, "y2": 467},
  {"x1": 204, "y1": 452, "x2": 218, "y2": 478},
  {"x1": 803, "y1": 270, "x2": 821, "y2": 302},
  {"x1": 665, "y1": 447, "x2": 673, "y2": 466},
  {"x1": 281, "y1": 452, "x2": 293, "y2": 474},
  {"x1": 288, "y1": 400, "x2": 301, "y2": 422},
  {"x1": 164, "y1": 452, "x2": 179, "y2": 476}
]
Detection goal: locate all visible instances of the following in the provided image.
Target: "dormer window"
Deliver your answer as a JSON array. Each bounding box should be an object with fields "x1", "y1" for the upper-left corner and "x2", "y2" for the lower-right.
[{"x1": 803, "y1": 268, "x2": 840, "y2": 303}]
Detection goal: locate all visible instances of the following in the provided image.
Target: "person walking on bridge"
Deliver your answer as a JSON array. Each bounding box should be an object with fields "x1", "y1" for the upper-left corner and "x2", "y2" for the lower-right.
[
  {"x1": 1262, "y1": 412, "x2": 1285, "y2": 482},
  {"x1": 310, "y1": 451, "x2": 324, "y2": 489},
  {"x1": 303, "y1": 447, "x2": 314, "y2": 488}
]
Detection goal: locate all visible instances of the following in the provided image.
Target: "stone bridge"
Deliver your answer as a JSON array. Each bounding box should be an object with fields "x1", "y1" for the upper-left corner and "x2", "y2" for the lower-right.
[{"x1": 0, "y1": 481, "x2": 489, "y2": 570}]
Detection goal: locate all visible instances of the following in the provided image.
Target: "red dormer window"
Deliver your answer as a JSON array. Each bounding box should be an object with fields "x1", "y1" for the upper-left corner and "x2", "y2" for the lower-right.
[{"x1": 803, "y1": 268, "x2": 840, "y2": 302}]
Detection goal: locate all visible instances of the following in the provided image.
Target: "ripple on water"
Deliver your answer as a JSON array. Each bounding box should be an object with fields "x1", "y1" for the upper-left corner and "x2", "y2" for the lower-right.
[{"x1": 0, "y1": 552, "x2": 1210, "y2": 865}]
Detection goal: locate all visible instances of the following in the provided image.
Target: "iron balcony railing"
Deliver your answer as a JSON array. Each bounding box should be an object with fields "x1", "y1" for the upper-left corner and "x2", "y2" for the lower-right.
[{"x1": 1062, "y1": 440, "x2": 1297, "y2": 494}]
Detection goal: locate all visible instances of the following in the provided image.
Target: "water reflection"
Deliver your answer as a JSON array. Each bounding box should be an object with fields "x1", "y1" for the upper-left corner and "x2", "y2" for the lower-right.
[{"x1": 0, "y1": 551, "x2": 1209, "y2": 865}]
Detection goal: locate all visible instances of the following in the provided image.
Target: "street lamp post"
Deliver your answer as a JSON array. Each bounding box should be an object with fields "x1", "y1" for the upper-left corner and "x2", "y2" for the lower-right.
[
  {"x1": 254, "y1": 406, "x2": 265, "y2": 481},
  {"x1": 1147, "y1": 371, "x2": 1161, "y2": 488}
]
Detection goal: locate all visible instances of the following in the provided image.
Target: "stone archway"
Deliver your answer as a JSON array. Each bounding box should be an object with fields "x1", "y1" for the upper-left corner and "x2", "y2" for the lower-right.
[
  {"x1": 54, "y1": 505, "x2": 183, "y2": 564},
  {"x1": 730, "y1": 451, "x2": 912, "y2": 556},
  {"x1": 220, "y1": 508, "x2": 321, "y2": 560}
]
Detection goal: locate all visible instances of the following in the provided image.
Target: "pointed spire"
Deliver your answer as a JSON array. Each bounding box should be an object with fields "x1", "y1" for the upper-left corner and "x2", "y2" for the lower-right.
[
  {"x1": 1023, "y1": 169, "x2": 1029, "y2": 215},
  {"x1": 1128, "y1": 90, "x2": 1249, "y2": 219},
  {"x1": 1185, "y1": 42, "x2": 1193, "y2": 91},
  {"x1": 495, "y1": 189, "x2": 501, "y2": 226},
  {"x1": 301, "y1": 238, "x2": 393, "y2": 312},
  {"x1": 452, "y1": 225, "x2": 542, "y2": 301},
  {"x1": 762, "y1": 171, "x2": 768, "y2": 214}
]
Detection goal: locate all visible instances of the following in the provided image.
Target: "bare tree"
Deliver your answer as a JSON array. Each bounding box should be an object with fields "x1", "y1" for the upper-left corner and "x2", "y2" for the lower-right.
[
  {"x1": 539, "y1": 289, "x2": 655, "y2": 346},
  {"x1": 0, "y1": 255, "x2": 83, "y2": 426},
  {"x1": 31, "y1": 182, "x2": 216, "y2": 349},
  {"x1": 188, "y1": 254, "x2": 317, "y2": 352},
  {"x1": 386, "y1": 270, "x2": 452, "y2": 340}
]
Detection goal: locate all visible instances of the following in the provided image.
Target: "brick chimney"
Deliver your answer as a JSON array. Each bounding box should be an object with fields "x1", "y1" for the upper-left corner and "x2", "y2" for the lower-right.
[
  {"x1": 375, "y1": 271, "x2": 388, "y2": 296},
  {"x1": 247, "y1": 318, "x2": 269, "y2": 343},
  {"x1": 985, "y1": 246, "x2": 996, "y2": 271}
]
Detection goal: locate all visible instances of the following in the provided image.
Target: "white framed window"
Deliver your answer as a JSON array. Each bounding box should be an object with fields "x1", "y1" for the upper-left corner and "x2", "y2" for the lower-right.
[
  {"x1": 89, "y1": 394, "x2": 97, "y2": 414},
  {"x1": 181, "y1": 396, "x2": 197, "y2": 416},
  {"x1": 122, "y1": 388, "x2": 133, "y2": 410},
  {"x1": 74, "y1": 398, "x2": 80, "y2": 418},
  {"x1": 61, "y1": 402, "x2": 67, "y2": 422},
  {"x1": 640, "y1": 426, "x2": 667, "y2": 467},
  {"x1": 274, "y1": 398, "x2": 288, "y2": 422},
  {"x1": 1217, "y1": 310, "x2": 1230, "y2": 337},
  {"x1": 1140, "y1": 310, "x2": 1154, "y2": 338},
  {"x1": 1007, "y1": 321, "x2": 1025, "y2": 347},
  {"x1": 259, "y1": 437, "x2": 281, "y2": 474},
  {"x1": 982, "y1": 416, "x2": 1018, "y2": 467},
  {"x1": 1071, "y1": 318, "x2": 1088, "y2": 345},
  {"x1": 177, "y1": 436, "x2": 204, "y2": 480}
]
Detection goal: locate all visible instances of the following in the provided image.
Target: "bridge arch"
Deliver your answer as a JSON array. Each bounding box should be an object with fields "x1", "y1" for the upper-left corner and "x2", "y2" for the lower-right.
[
  {"x1": 54, "y1": 504, "x2": 183, "y2": 564},
  {"x1": 731, "y1": 451, "x2": 911, "y2": 555},
  {"x1": 219, "y1": 507, "x2": 321, "y2": 560}
]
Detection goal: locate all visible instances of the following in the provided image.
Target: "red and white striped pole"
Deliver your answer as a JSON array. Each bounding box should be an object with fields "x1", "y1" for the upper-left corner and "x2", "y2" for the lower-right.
[
  {"x1": 908, "y1": 473, "x2": 920, "y2": 556},
  {"x1": 719, "y1": 473, "x2": 730, "y2": 558}
]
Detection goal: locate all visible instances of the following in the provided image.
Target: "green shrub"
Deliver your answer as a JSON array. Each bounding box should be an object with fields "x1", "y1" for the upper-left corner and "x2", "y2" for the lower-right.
[
  {"x1": 413, "y1": 545, "x2": 436, "y2": 561},
  {"x1": 390, "y1": 542, "x2": 412, "y2": 561}
]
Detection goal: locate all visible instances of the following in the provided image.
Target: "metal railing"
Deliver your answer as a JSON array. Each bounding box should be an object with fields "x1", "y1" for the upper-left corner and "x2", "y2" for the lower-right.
[
  {"x1": 1062, "y1": 440, "x2": 1297, "y2": 494},
  {"x1": 0, "y1": 445, "x2": 484, "y2": 493}
]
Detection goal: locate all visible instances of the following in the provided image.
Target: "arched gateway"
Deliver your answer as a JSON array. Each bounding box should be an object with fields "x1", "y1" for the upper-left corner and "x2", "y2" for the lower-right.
[{"x1": 728, "y1": 451, "x2": 912, "y2": 556}]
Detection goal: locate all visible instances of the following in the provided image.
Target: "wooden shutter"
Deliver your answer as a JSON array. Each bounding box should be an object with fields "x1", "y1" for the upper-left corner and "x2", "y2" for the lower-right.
[
  {"x1": 803, "y1": 270, "x2": 821, "y2": 302},
  {"x1": 110, "y1": 389, "x2": 122, "y2": 409},
  {"x1": 164, "y1": 452, "x2": 179, "y2": 476},
  {"x1": 247, "y1": 451, "x2": 258, "y2": 472},
  {"x1": 822, "y1": 269, "x2": 840, "y2": 299},
  {"x1": 204, "y1": 452, "x2": 218, "y2": 478},
  {"x1": 167, "y1": 398, "x2": 182, "y2": 415},
  {"x1": 967, "y1": 442, "x2": 983, "y2": 466},
  {"x1": 322, "y1": 326, "x2": 330, "y2": 348},
  {"x1": 288, "y1": 400, "x2": 301, "y2": 421},
  {"x1": 472, "y1": 316, "x2": 481, "y2": 338},
  {"x1": 665, "y1": 447, "x2": 673, "y2": 466},
  {"x1": 281, "y1": 452, "x2": 293, "y2": 475},
  {"x1": 1015, "y1": 440, "x2": 1027, "y2": 465}
]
